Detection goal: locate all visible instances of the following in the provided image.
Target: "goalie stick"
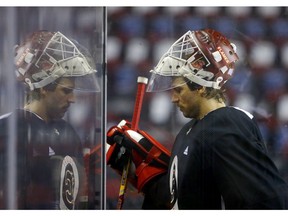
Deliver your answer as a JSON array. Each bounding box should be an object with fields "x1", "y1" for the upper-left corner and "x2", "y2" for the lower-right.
[{"x1": 117, "y1": 76, "x2": 148, "y2": 209}]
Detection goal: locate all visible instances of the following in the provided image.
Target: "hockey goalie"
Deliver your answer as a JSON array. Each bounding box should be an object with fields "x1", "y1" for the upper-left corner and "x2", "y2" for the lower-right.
[{"x1": 107, "y1": 29, "x2": 288, "y2": 210}]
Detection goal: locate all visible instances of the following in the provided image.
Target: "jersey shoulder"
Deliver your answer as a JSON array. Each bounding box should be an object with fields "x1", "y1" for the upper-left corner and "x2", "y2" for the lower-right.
[{"x1": 205, "y1": 106, "x2": 255, "y2": 126}]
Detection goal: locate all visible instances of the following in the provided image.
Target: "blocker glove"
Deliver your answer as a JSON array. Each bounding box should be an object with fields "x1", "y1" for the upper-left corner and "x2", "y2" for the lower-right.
[
  {"x1": 106, "y1": 120, "x2": 131, "y2": 171},
  {"x1": 106, "y1": 120, "x2": 171, "y2": 193}
]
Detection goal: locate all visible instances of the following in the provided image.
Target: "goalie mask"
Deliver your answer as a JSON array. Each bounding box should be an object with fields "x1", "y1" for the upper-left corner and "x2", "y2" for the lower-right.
[
  {"x1": 147, "y1": 29, "x2": 239, "y2": 92},
  {"x1": 15, "y1": 30, "x2": 100, "y2": 92}
]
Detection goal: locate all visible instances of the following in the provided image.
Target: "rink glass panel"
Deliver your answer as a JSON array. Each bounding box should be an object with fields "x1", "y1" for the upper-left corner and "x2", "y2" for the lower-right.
[{"x1": 0, "y1": 7, "x2": 106, "y2": 209}]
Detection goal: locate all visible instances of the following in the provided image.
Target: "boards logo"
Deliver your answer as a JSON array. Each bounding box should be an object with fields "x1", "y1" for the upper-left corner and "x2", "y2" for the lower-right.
[{"x1": 59, "y1": 156, "x2": 79, "y2": 209}]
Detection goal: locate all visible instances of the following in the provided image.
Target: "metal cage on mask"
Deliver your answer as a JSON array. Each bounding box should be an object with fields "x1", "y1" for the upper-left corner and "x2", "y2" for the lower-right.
[
  {"x1": 147, "y1": 29, "x2": 239, "y2": 92},
  {"x1": 15, "y1": 31, "x2": 100, "y2": 92}
]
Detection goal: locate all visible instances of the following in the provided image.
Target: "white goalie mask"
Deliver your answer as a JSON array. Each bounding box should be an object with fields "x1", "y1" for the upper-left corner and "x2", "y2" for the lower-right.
[
  {"x1": 15, "y1": 30, "x2": 100, "y2": 92},
  {"x1": 147, "y1": 29, "x2": 239, "y2": 92}
]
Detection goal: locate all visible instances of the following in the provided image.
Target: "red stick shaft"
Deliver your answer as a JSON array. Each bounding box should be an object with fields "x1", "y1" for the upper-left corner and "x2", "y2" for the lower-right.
[
  {"x1": 117, "y1": 76, "x2": 148, "y2": 209},
  {"x1": 131, "y1": 77, "x2": 148, "y2": 130}
]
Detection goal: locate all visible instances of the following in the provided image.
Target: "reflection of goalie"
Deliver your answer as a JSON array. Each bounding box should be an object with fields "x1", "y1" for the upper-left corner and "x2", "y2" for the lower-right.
[{"x1": 0, "y1": 30, "x2": 100, "y2": 209}]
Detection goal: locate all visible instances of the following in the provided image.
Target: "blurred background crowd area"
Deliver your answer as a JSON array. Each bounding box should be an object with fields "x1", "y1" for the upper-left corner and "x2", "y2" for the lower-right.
[
  {"x1": 106, "y1": 6, "x2": 288, "y2": 208},
  {"x1": 107, "y1": 6, "x2": 288, "y2": 167}
]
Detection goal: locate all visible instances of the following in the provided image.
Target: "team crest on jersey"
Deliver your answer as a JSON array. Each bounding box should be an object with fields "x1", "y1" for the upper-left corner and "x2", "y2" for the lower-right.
[
  {"x1": 170, "y1": 156, "x2": 179, "y2": 209},
  {"x1": 59, "y1": 156, "x2": 79, "y2": 209}
]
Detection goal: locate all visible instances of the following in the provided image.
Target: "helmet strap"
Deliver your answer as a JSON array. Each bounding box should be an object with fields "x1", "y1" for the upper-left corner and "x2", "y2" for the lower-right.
[
  {"x1": 30, "y1": 66, "x2": 66, "y2": 90},
  {"x1": 183, "y1": 71, "x2": 221, "y2": 89},
  {"x1": 25, "y1": 78, "x2": 34, "y2": 91}
]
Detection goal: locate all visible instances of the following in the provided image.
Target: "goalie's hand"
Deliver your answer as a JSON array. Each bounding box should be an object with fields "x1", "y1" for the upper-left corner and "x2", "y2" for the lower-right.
[
  {"x1": 106, "y1": 120, "x2": 131, "y2": 146},
  {"x1": 113, "y1": 130, "x2": 141, "y2": 154},
  {"x1": 106, "y1": 120, "x2": 171, "y2": 192},
  {"x1": 106, "y1": 120, "x2": 132, "y2": 171},
  {"x1": 114, "y1": 130, "x2": 157, "y2": 164}
]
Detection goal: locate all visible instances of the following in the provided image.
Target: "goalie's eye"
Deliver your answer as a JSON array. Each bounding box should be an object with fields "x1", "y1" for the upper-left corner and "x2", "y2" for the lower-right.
[{"x1": 61, "y1": 87, "x2": 74, "y2": 95}]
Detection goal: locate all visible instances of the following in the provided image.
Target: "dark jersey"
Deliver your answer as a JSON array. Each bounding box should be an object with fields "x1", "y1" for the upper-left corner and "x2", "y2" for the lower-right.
[
  {"x1": 143, "y1": 106, "x2": 288, "y2": 209},
  {"x1": 0, "y1": 109, "x2": 84, "y2": 209}
]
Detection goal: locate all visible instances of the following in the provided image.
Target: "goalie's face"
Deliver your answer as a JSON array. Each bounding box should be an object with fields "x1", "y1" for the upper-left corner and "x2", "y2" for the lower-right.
[
  {"x1": 42, "y1": 77, "x2": 76, "y2": 121},
  {"x1": 170, "y1": 77, "x2": 202, "y2": 119}
]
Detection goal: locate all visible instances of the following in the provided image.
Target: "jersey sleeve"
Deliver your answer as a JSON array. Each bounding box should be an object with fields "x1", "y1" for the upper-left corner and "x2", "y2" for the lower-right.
[{"x1": 141, "y1": 172, "x2": 171, "y2": 209}]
